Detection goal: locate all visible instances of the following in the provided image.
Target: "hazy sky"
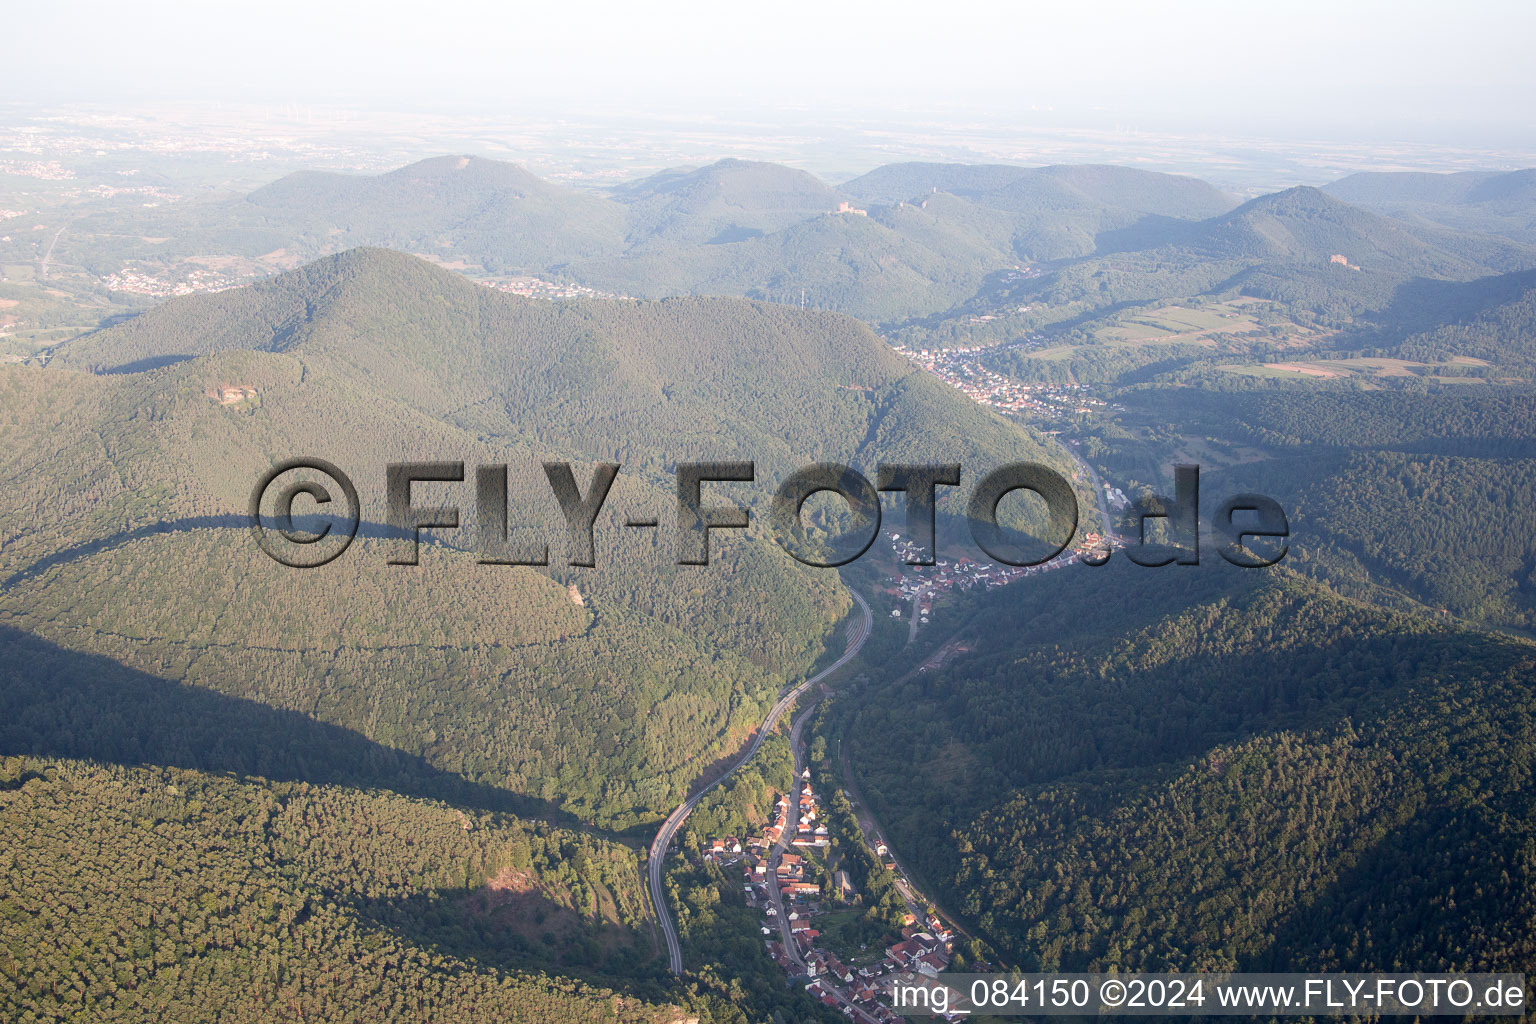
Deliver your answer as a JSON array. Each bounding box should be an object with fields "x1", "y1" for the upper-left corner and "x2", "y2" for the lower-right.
[{"x1": 9, "y1": 0, "x2": 1535, "y2": 142}]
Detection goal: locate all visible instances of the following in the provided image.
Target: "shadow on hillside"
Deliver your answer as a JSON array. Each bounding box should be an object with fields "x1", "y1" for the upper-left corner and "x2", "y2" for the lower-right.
[
  {"x1": 2, "y1": 515, "x2": 421, "y2": 588},
  {"x1": 336, "y1": 881, "x2": 668, "y2": 995},
  {"x1": 1250, "y1": 798, "x2": 1528, "y2": 972},
  {"x1": 102, "y1": 353, "x2": 198, "y2": 374},
  {"x1": 1091, "y1": 214, "x2": 1205, "y2": 256},
  {"x1": 0, "y1": 624, "x2": 577, "y2": 825},
  {"x1": 852, "y1": 558, "x2": 1512, "y2": 819},
  {"x1": 1328, "y1": 267, "x2": 1536, "y2": 352}
]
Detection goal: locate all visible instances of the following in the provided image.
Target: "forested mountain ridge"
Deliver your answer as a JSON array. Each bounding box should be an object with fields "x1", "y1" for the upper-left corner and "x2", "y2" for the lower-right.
[
  {"x1": 560, "y1": 163, "x2": 1244, "y2": 314},
  {"x1": 558, "y1": 209, "x2": 1014, "y2": 319},
  {"x1": 1324, "y1": 167, "x2": 1536, "y2": 245},
  {"x1": 942, "y1": 185, "x2": 1536, "y2": 338},
  {"x1": 11, "y1": 147, "x2": 1536, "y2": 1022},
  {"x1": 6, "y1": 248, "x2": 1070, "y2": 833},
  {"x1": 43, "y1": 248, "x2": 1064, "y2": 491},
  {"x1": 1325, "y1": 168, "x2": 1536, "y2": 206},
  {"x1": 67, "y1": 155, "x2": 629, "y2": 276},
  {"x1": 610, "y1": 158, "x2": 848, "y2": 247},
  {"x1": 47, "y1": 155, "x2": 1536, "y2": 329},
  {"x1": 834, "y1": 162, "x2": 1237, "y2": 268},
  {"x1": 1197, "y1": 187, "x2": 1531, "y2": 275},
  {"x1": 1358, "y1": 267, "x2": 1536, "y2": 371},
  {"x1": 1098, "y1": 384, "x2": 1536, "y2": 631},
  {"x1": 846, "y1": 566, "x2": 1536, "y2": 975},
  {"x1": 0, "y1": 754, "x2": 689, "y2": 1024},
  {"x1": 840, "y1": 161, "x2": 1236, "y2": 219},
  {"x1": 840, "y1": 162, "x2": 1038, "y2": 203}
]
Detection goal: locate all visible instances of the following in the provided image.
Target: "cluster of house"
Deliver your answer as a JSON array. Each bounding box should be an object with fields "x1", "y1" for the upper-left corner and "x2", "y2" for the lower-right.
[
  {"x1": 0, "y1": 160, "x2": 75, "y2": 180},
  {"x1": 477, "y1": 276, "x2": 629, "y2": 301},
  {"x1": 703, "y1": 836, "x2": 743, "y2": 859},
  {"x1": 80, "y1": 183, "x2": 181, "y2": 204},
  {"x1": 703, "y1": 768, "x2": 965, "y2": 1024},
  {"x1": 102, "y1": 265, "x2": 253, "y2": 297},
  {"x1": 753, "y1": 852, "x2": 824, "y2": 941},
  {"x1": 885, "y1": 536, "x2": 1034, "y2": 622},
  {"x1": 898, "y1": 342, "x2": 1104, "y2": 419},
  {"x1": 732, "y1": 771, "x2": 831, "y2": 855},
  {"x1": 886, "y1": 528, "x2": 1122, "y2": 624},
  {"x1": 793, "y1": 922, "x2": 959, "y2": 1023},
  {"x1": 791, "y1": 772, "x2": 831, "y2": 848}
]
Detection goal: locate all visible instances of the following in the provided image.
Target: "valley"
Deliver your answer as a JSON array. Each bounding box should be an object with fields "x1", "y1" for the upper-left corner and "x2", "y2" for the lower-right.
[{"x1": 2, "y1": 132, "x2": 1534, "y2": 1024}]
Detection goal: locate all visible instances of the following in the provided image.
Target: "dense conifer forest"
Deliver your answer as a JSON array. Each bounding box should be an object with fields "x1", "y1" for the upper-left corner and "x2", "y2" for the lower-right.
[{"x1": 5, "y1": 151, "x2": 1536, "y2": 1021}]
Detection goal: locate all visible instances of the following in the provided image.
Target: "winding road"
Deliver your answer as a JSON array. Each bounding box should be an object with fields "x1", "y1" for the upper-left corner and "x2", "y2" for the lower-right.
[
  {"x1": 649, "y1": 588, "x2": 872, "y2": 975},
  {"x1": 644, "y1": 399, "x2": 1109, "y2": 975}
]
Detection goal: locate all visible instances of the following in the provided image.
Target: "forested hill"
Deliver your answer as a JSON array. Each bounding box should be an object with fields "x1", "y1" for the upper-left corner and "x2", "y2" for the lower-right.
[
  {"x1": 1195, "y1": 187, "x2": 1530, "y2": 275},
  {"x1": 840, "y1": 162, "x2": 1037, "y2": 203},
  {"x1": 46, "y1": 247, "x2": 1060, "y2": 484},
  {"x1": 840, "y1": 162, "x2": 1236, "y2": 219},
  {"x1": 241, "y1": 155, "x2": 629, "y2": 269},
  {"x1": 1324, "y1": 168, "x2": 1536, "y2": 245},
  {"x1": 72, "y1": 155, "x2": 629, "y2": 274},
  {"x1": 1108, "y1": 383, "x2": 1536, "y2": 633},
  {"x1": 249, "y1": 154, "x2": 560, "y2": 207},
  {"x1": 832, "y1": 162, "x2": 1238, "y2": 269},
  {"x1": 846, "y1": 564, "x2": 1536, "y2": 976},
  {"x1": 1350, "y1": 267, "x2": 1536, "y2": 371},
  {"x1": 0, "y1": 754, "x2": 687, "y2": 1024},
  {"x1": 8, "y1": 248, "x2": 1069, "y2": 835},
  {"x1": 556, "y1": 208, "x2": 1015, "y2": 319},
  {"x1": 958, "y1": 185, "x2": 1536, "y2": 327},
  {"x1": 557, "y1": 163, "x2": 1242, "y2": 313},
  {"x1": 54, "y1": 155, "x2": 1536, "y2": 326},
  {"x1": 610, "y1": 158, "x2": 848, "y2": 246}
]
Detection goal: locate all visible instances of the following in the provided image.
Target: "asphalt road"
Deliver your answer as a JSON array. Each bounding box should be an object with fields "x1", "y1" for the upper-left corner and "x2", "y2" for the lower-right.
[
  {"x1": 1062, "y1": 438, "x2": 1115, "y2": 537},
  {"x1": 648, "y1": 588, "x2": 873, "y2": 975},
  {"x1": 39, "y1": 224, "x2": 67, "y2": 281},
  {"x1": 836, "y1": 719, "x2": 990, "y2": 955},
  {"x1": 645, "y1": 429, "x2": 1092, "y2": 975},
  {"x1": 766, "y1": 696, "x2": 821, "y2": 969}
]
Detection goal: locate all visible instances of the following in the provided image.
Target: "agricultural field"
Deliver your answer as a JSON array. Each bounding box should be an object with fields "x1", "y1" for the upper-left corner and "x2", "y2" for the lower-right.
[
  {"x1": 1098, "y1": 298, "x2": 1272, "y2": 341},
  {"x1": 1216, "y1": 354, "x2": 1496, "y2": 383},
  {"x1": 0, "y1": 274, "x2": 124, "y2": 357},
  {"x1": 1027, "y1": 298, "x2": 1321, "y2": 362}
]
